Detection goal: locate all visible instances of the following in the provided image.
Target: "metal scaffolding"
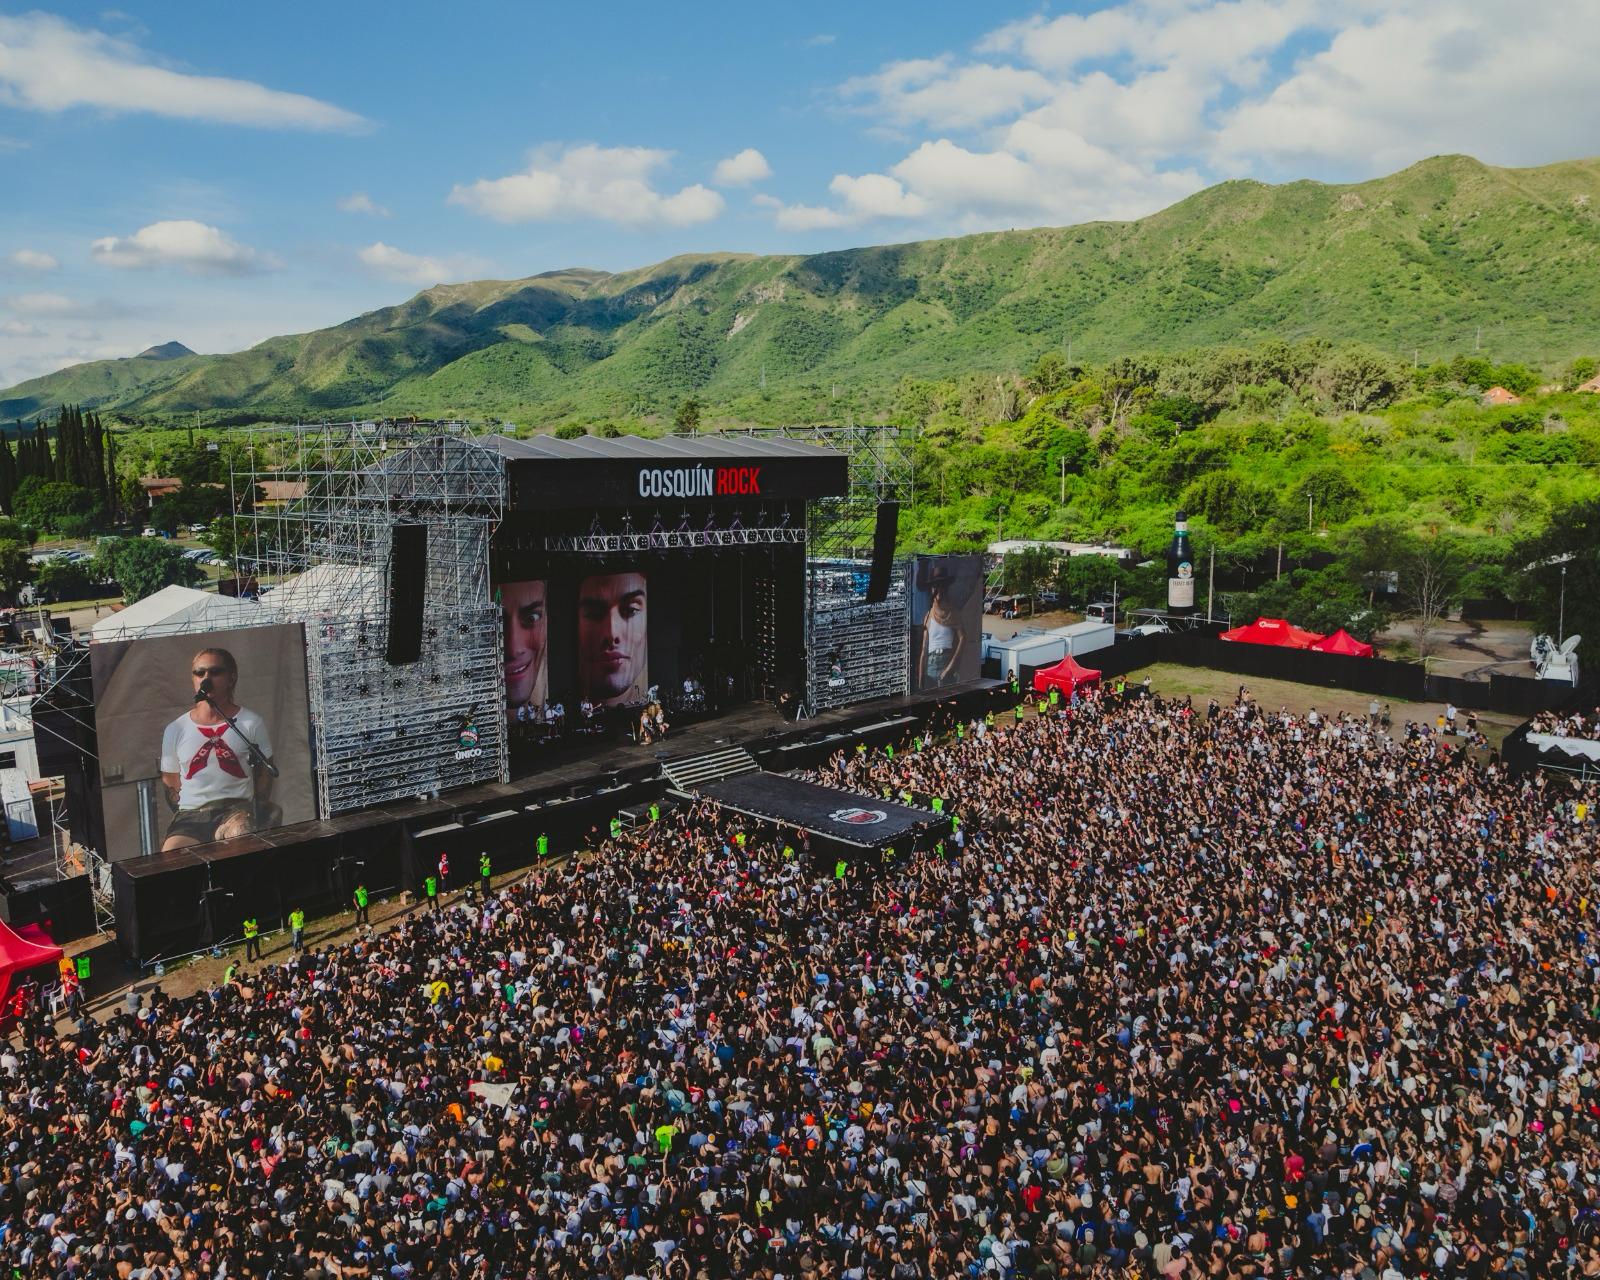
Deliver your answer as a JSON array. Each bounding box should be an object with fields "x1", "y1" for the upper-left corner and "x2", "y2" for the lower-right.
[
  {"x1": 738, "y1": 425, "x2": 916, "y2": 713},
  {"x1": 25, "y1": 640, "x2": 115, "y2": 933},
  {"x1": 233, "y1": 422, "x2": 508, "y2": 817}
]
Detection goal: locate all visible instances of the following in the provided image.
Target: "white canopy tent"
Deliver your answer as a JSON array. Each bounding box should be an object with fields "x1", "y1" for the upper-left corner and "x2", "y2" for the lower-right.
[{"x1": 89, "y1": 586, "x2": 262, "y2": 643}]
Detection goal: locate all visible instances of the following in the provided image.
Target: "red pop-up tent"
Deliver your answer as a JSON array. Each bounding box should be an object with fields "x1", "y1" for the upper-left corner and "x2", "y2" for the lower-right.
[
  {"x1": 0, "y1": 918, "x2": 63, "y2": 1008},
  {"x1": 1218, "y1": 617, "x2": 1326, "y2": 649},
  {"x1": 1309, "y1": 628, "x2": 1375, "y2": 658},
  {"x1": 1032, "y1": 654, "x2": 1102, "y2": 695}
]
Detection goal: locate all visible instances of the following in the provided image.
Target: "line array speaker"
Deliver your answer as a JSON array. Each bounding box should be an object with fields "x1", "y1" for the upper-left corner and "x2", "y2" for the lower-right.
[
  {"x1": 385, "y1": 523, "x2": 427, "y2": 665},
  {"x1": 866, "y1": 501, "x2": 899, "y2": 603}
]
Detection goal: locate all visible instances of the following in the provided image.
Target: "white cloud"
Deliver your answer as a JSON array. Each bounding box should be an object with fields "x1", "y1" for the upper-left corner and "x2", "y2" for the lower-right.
[
  {"x1": 357, "y1": 242, "x2": 489, "y2": 287},
  {"x1": 0, "y1": 319, "x2": 43, "y2": 337},
  {"x1": 449, "y1": 143, "x2": 725, "y2": 228},
  {"x1": 1214, "y1": 4, "x2": 1600, "y2": 172},
  {"x1": 712, "y1": 148, "x2": 772, "y2": 187},
  {"x1": 7, "y1": 249, "x2": 57, "y2": 271},
  {"x1": 773, "y1": 203, "x2": 852, "y2": 233},
  {"x1": 794, "y1": 0, "x2": 1600, "y2": 237},
  {"x1": 0, "y1": 12, "x2": 366, "y2": 131},
  {"x1": 842, "y1": 57, "x2": 1055, "y2": 130},
  {"x1": 337, "y1": 192, "x2": 390, "y2": 216},
  {"x1": 91, "y1": 220, "x2": 268, "y2": 276},
  {"x1": 5, "y1": 292, "x2": 87, "y2": 317},
  {"x1": 803, "y1": 33, "x2": 837, "y2": 47}
]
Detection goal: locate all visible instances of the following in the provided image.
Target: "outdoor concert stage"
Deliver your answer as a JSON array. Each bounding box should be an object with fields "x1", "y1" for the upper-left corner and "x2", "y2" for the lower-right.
[{"x1": 110, "y1": 677, "x2": 1005, "y2": 964}]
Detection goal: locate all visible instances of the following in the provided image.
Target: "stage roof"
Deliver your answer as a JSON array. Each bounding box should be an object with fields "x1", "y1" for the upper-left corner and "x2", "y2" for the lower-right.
[
  {"x1": 485, "y1": 432, "x2": 849, "y2": 509},
  {"x1": 699, "y1": 770, "x2": 934, "y2": 849}
]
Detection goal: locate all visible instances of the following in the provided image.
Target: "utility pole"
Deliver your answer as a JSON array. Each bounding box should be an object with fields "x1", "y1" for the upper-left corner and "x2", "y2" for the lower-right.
[
  {"x1": 1560, "y1": 564, "x2": 1567, "y2": 644},
  {"x1": 1476, "y1": 326, "x2": 1481, "y2": 352},
  {"x1": 1308, "y1": 494, "x2": 1314, "y2": 531},
  {"x1": 1059, "y1": 456, "x2": 1066, "y2": 506},
  {"x1": 1206, "y1": 546, "x2": 1215, "y2": 623},
  {"x1": 1276, "y1": 540, "x2": 1283, "y2": 581}
]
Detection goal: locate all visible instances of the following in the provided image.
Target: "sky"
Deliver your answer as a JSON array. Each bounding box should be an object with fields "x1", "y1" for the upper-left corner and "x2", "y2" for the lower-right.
[{"x1": 0, "y1": 0, "x2": 1596, "y2": 387}]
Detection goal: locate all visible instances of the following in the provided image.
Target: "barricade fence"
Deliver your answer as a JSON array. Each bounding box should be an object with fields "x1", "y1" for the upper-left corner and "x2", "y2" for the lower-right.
[{"x1": 1008, "y1": 633, "x2": 1582, "y2": 718}]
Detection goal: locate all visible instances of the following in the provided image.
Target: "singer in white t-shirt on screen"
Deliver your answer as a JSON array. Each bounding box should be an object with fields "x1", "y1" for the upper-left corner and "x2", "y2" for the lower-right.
[{"x1": 158, "y1": 647, "x2": 275, "y2": 851}]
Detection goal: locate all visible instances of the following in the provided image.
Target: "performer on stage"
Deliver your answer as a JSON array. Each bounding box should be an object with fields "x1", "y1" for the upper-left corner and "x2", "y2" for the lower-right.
[
  {"x1": 576, "y1": 570, "x2": 649, "y2": 707},
  {"x1": 158, "y1": 648, "x2": 275, "y2": 851}
]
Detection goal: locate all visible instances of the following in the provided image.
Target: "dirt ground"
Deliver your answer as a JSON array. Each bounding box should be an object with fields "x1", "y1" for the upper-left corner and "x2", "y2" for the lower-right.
[{"x1": 1376, "y1": 616, "x2": 1537, "y2": 679}]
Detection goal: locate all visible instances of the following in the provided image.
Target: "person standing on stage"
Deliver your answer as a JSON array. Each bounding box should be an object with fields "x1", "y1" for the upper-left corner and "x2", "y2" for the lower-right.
[
  {"x1": 159, "y1": 648, "x2": 275, "y2": 851},
  {"x1": 438, "y1": 850, "x2": 450, "y2": 895},
  {"x1": 576, "y1": 570, "x2": 649, "y2": 707}
]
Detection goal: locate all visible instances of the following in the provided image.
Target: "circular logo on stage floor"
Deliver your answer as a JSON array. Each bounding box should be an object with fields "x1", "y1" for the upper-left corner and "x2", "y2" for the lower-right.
[{"x1": 830, "y1": 807, "x2": 888, "y2": 826}]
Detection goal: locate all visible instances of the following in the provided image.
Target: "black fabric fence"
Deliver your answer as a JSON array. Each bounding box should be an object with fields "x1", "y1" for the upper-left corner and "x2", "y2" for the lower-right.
[{"x1": 1084, "y1": 632, "x2": 1581, "y2": 719}]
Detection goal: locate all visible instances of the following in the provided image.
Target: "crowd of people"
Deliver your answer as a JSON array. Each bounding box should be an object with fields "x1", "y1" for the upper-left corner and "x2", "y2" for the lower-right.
[
  {"x1": 2, "y1": 683, "x2": 1598, "y2": 1280},
  {"x1": 1529, "y1": 703, "x2": 1600, "y2": 743}
]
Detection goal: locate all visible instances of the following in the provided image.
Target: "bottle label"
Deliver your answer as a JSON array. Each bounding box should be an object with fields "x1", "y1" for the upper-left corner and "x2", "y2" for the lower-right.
[{"x1": 1168, "y1": 577, "x2": 1195, "y2": 608}]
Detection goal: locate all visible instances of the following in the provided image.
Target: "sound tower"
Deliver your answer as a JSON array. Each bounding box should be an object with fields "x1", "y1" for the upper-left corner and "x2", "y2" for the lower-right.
[
  {"x1": 865, "y1": 501, "x2": 899, "y2": 603},
  {"x1": 385, "y1": 523, "x2": 427, "y2": 665}
]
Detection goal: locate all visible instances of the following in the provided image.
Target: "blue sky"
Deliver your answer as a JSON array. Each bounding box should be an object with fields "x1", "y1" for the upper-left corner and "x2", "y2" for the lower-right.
[{"x1": 0, "y1": 0, "x2": 1595, "y2": 385}]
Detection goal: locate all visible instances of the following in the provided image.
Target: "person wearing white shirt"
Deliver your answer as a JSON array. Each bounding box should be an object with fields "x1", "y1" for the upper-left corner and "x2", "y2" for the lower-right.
[{"x1": 158, "y1": 647, "x2": 274, "y2": 850}]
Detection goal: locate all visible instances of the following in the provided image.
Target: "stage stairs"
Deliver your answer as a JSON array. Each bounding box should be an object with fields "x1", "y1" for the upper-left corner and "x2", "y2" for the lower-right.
[{"x1": 660, "y1": 746, "x2": 761, "y2": 791}]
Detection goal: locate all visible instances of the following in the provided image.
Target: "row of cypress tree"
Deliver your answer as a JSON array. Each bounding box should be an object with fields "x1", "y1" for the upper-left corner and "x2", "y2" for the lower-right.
[{"x1": 0, "y1": 406, "x2": 118, "y2": 518}]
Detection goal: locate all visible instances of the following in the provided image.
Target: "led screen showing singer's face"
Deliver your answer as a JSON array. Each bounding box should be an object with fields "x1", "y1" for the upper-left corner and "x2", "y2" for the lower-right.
[
  {"x1": 500, "y1": 578, "x2": 548, "y2": 709},
  {"x1": 576, "y1": 570, "x2": 648, "y2": 706}
]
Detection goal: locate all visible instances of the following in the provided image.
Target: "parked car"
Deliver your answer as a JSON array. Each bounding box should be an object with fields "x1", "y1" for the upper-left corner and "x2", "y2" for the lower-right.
[
  {"x1": 141, "y1": 526, "x2": 157, "y2": 538},
  {"x1": 1035, "y1": 591, "x2": 1061, "y2": 610},
  {"x1": 1085, "y1": 601, "x2": 1118, "y2": 625},
  {"x1": 189, "y1": 523, "x2": 209, "y2": 534},
  {"x1": 1127, "y1": 621, "x2": 1171, "y2": 637}
]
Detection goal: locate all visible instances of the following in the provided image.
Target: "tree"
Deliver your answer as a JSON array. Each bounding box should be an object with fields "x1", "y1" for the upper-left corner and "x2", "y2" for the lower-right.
[
  {"x1": 999, "y1": 547, "x2": 1058, "y2": 599},
  {"x1": 1396, "y1": 537, "x2": 1464, "y2": 660},
  {"x1": 1055, "y1": 555, "x2": 1122, "y2": 608},
  {"x1": 0, "y1": 538, "x2": 29, "y2": 597},
  {"x1": 1315, "y1": 345, "x2": 1407, "y2": 412},
  {"x1": 11, "y1": 476, "x2": 103, "y2": 535},
  {"x1": 94, "y1": 537, "x2": 203, "y2": 604},
  {"x1": 1563, "y1": 356, "x2": 1597, "y2": 390},
  {"x1": 1508, "y1": 498, "x2": 1600, "y2": 671},
  {"x1": 674, "y1": 397, "x2": 703, "y2": 432},
  {"x1": 33, "y1": 559, "x2": 93, "y2": 603},
  {"x1": 1028, "y1": 351, "x2": 1071, "y2": 397}
]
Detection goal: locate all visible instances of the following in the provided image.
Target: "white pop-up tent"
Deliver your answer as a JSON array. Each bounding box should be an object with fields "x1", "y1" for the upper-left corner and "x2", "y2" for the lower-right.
[{"x1": 89, "y1": 585, "x2": 261, "y2": 643}]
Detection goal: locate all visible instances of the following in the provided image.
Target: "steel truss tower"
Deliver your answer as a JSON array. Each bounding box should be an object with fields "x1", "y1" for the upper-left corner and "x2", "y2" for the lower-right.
[
  {"x1": 233, "y1": 422, "x2": 508, "y2": 817},
  {"x1": 738, "y1": 425, "x2": 916, "y2": 714}
]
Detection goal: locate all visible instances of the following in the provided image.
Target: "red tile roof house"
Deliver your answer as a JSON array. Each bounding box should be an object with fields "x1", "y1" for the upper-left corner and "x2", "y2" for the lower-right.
[{"x1": 1480, "y1": 386, "x2": 1521, "y2": 406}]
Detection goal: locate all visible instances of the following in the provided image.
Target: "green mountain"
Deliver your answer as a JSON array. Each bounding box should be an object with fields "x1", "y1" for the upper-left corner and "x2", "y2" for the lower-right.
[
  {"x1": 9, "y1": 154, "x2": 1600, "y2": 424},
  {"x1": 0, "y1": 341, "x2": 201, "y2": 420}
]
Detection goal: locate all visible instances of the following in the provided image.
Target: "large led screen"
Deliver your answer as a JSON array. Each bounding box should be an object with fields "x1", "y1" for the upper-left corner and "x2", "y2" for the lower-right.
[
  {"x1": 90, "y1": 624, "x2": 317, "y2": 861},
  {"x1": 909, "y1": 554, "x2": 985, "y2": 690}
]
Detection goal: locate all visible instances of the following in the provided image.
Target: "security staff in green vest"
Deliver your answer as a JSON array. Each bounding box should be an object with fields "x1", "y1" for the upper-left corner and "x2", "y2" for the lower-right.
[
  {"x1": 956, "y1": 721, "x2": 965, "y2": 741},
  {"x1": 648, "y1": 802, "x2": 660, "y2": 823},
  {"x1": 913, "y1": 735, "x2": 923, "y2": 753},
  {"x1": 884, "y1": 743, "x2": 894, "y2": 761},
  {"x1": 289, "y1": 907, "x2": 306, "y2": 953},
  {"x1": 931, "y1": 795, "x2": 944, "y2": 814},
  {"x1": 243, "y1": 916, "x2": 261, "y2": 962},
  {"x1": 834, "y1": 858, "x2": 847, "y2": 880},
  {"x1": 985, "y1": 710, "x2": 995, "y2": 730},
  {"x1": 478, "y1": 850, "x2": 491, "y2": 896},
  {"x1": 1014, "y1": 701, "x2": 1025, "y2": 724},
  {"x1": 855, "y1": 742, "x2": 866, "y2": 757},
  {"x1": 424, "y1": 874, "x2": 440, "y2": 913},
  {"x1": 1049, "y1": 686, "x2": 1059, "y2": 708},
  {"x1": 1037, "y1": 697, "x2": 1048, "y2": 716},
  {"x1": 1010, "y1": 673, "x2": 1020, "y2": 696},
  {"x1": 353, "y1": 883, "x2": 369, "y2": 926},
  {"x1": 536, "y1": 832, "x2": 549, "y2": 859},
  {"x1": 609, "y1": 816, "x2": 623, "y2": 840}
]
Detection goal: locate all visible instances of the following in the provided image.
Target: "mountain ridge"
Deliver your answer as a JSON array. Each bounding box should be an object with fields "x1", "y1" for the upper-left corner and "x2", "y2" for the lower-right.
[{"x1": 6, "y1": 153, "x2": 1600, "y2": 424}]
